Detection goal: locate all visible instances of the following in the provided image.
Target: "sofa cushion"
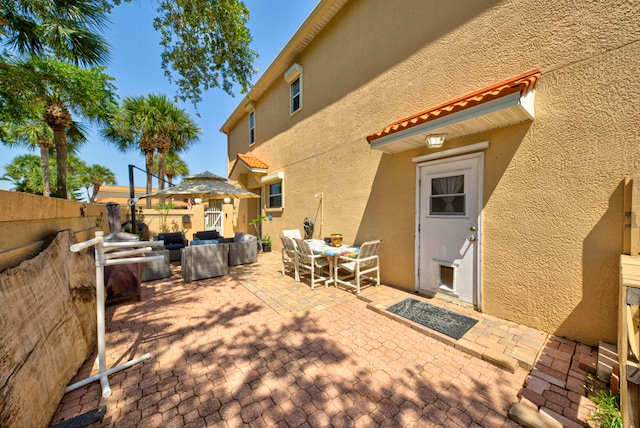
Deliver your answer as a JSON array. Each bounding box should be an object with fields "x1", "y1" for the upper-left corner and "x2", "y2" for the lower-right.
[
  {"x1": 164, "y1": 243, "x2": 185, "y2": 250},
  {"x1": 191, "y1": 239, "x2": 220, "y2": 246},
  {"x1": 157, "y1": 232, "x2": 184, "y2": 245},
  {"x1": 194, "y1": 230, "x2": 220, "y2": 241}
]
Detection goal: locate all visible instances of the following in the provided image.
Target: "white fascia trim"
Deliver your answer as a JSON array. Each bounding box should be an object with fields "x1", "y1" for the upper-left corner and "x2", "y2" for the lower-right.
[
  {"x1": 261, "y1": 171, "x2": 284, "y2": 183},
  {"x1": 520, "y1": 89, "x2": 535, "y2": 119},
  {"x1": 412, "y1": 141, "x2": 490, "y2": 163}
]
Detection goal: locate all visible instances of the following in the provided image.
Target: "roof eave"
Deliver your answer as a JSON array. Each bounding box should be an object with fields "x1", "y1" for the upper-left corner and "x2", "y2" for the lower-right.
[
  {"x1": 368, "y1": 69, "x2": 540, "y2": 154},
  {"x1": 370, "y1": 91, "x2": 536, "y2": 154},
  {"x1": 220, "y1": 0, "x2": 349, "y2": 135},
  {"x1": 229, "y1": 161, "x2": 268, "y2": 181}
]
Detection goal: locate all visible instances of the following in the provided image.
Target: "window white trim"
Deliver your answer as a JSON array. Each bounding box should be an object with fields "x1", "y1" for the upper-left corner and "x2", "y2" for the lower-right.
[
  {"x1": 290, "y1": 77, "x2": 302, "y2": 115},
  {"x1": 285, "y1": 63, "x2": 302, "y2": 115},
  {"x1": 261, "y1": 172, "x2": 284, "y2": 211},
  {"x1": 248, "y1": 110, "x2": 255, "y2": 146},
  {"x1": 412, "y1": 141, "x2": 489, "y2": 163},
  {"x1": 260, "y1": 171, "x2": 284, "y2": 184}
]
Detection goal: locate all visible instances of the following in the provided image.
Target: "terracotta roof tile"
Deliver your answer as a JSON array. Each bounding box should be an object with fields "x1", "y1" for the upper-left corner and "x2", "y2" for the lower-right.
[
  {"x1": 229, "y1": 153, "x2": 269, "y2": 179},
  {"x1": 237, "y1": 153, "x2": 269, "y2": 169},
  {"x1": 367, "y1": 69, "x2": 541, "y2": 143}
]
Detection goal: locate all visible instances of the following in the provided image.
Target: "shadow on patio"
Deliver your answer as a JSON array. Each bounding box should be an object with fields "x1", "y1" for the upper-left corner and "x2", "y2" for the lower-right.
[{"x1": 51, "y1": 252, "x2": 532, "y2": 427}]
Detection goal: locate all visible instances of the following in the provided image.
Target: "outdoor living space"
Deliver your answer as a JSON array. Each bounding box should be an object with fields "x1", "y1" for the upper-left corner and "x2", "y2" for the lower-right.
[{"x1": 50, "y1": 252, "x2": 598, "y2": 428}]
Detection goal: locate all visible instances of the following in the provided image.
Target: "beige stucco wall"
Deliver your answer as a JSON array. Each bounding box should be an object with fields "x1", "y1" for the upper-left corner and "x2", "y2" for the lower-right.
[
  {"x1": 225, "y1": 0, "x2": 639, "y2": 344},
  {"x1": 0, "y1": 190, "x2": 108, "y2": 272},
  {"x1": 139, "y1": 203, "x2": 236, "y2": 241}
]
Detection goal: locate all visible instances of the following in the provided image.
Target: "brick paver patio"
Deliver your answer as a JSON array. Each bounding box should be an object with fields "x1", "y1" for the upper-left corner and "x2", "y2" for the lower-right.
[{"x1": 50, "y1": 251, "x2": 595, "y2": 427}]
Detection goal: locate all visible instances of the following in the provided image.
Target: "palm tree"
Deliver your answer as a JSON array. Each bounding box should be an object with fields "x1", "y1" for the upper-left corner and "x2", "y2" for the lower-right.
[
  {"x1": 1, "y1": 0, "x2": 110, "y2": 66},
  {"x1": 1, "y1": 153, "x2": 47, "y2": 194},
  {"x1": 1, "y1": 120, "x2": 54, "y2": 196},
  {"x1": 87, "y1": 164, "x2": 116, "y2": 203},
  {"x1": 146, "y1": 94, "x2": 199, "y2": 190},
  {"x1": 65, "y1": 154, "x2": 89, "y2": 200},
  {"x1": 154, "y1": 151, "x2": 190, "y2": 186},
  {"x1": 1, "y1": 118, "x2": 88, "y2": 197},
  {"x1": 13, "y1": 56, "x2": 118, "y2": 198},
  {"x1": 102, "y1": 94, "x2": 200, "y2": 207}
]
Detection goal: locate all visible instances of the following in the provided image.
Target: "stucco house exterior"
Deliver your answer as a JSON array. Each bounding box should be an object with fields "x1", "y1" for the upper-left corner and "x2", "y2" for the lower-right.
[{"x1": 220, "y1": 0, "x2": 639, "y2": 345}]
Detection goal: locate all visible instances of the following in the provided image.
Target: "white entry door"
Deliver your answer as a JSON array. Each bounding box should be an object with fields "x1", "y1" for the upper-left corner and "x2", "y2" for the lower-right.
[{"x1": 418, "y1": 153, "x2": 482, "y2": 307}]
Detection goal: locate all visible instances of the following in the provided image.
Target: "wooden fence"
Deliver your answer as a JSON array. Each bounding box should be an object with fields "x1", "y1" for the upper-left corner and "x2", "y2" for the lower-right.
[{"x1": 621, "y1": 177, "x2": 640, "y2": 427}]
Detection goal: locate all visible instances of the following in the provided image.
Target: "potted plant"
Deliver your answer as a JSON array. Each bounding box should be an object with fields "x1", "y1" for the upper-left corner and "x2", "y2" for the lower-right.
[
  {"x1": 260, "y1": 234, "x2": 272, "y2": 252},
  {"x1": 250, "y1": 214, "x2": 274, "y2": 251},
  {"x1": 249, "y1": 214, "x2": 267, "y2": 236}
]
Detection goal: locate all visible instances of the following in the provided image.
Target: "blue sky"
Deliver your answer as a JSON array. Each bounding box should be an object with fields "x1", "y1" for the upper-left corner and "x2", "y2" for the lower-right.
[{"x1": 0, "y1": 1, "x2": 318, "y2": 191}]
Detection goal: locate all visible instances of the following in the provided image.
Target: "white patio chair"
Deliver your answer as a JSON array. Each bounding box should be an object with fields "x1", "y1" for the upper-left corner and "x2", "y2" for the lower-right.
[
  {"x1": 293, "y1": 238, "x2": 329, "y2": 289},
  {"x1": 334, "y1": 240, "x2": 382, "y2": 294},
  {"x1": 280, "y1": 235, "x2": 298, "y2": 278},
  {"x1": 282, "y1": 229, "x2": 302, "y2": 239}
]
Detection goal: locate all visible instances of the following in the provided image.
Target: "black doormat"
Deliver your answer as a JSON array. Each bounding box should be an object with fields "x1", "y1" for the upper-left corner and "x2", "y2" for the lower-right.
[{"x1": 386, "y1": 298, "x2": 478, "y2": 340}]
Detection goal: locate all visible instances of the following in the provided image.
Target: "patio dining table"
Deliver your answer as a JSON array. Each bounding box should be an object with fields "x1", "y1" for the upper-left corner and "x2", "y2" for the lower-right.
[{"x1": 306, "y1": 239, "x2": 359, "y2": 285}]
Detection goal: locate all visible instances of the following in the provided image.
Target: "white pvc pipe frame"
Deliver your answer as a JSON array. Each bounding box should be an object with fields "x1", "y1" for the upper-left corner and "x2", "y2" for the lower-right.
[{"x1": 65, "y1": 231, "x2": 165, "y2": 398}]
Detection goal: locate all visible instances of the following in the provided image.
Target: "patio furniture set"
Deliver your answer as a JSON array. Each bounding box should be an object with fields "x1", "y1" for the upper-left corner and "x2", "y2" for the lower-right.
[
  {"x1": 142, "y1": 231, "x2": 258, "y2": 283},
  {"x1": 280, "y1": 229, "x2": 382, "y2": 294}
]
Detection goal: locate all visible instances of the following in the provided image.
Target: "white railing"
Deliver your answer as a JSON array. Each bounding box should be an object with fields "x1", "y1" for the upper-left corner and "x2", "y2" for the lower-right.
[{"x1": 65, "y1": 232, "x2": 164, "y2": 398}]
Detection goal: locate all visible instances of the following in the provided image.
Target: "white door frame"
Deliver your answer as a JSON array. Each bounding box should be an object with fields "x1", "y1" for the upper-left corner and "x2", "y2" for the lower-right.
[{"x1": 414, "y1": 151, "x2": 484, "y2": 309}]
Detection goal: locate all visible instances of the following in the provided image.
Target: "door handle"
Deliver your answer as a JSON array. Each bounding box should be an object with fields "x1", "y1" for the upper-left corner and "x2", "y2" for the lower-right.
[{"x1": 468, "y1": 235, "x2": 477, "y2": 242}]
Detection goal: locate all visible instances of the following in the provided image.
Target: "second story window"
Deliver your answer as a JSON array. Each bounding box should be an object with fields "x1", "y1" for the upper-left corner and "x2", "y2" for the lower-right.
[
  {"x1": 249, "y1": 110, "x2": 255, "y2": 145},
  {"x1": 290, "y1": 77, "x2": 301, "y2": 114},
  {"x1": 284, "y1": 63, "x2": 302, "y2": 116}
]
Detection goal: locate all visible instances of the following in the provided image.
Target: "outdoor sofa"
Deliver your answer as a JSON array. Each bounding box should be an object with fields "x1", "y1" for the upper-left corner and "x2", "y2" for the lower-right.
[
  {"x1": 190, "y1": 232, "x2": 258, "y2": 266},
  {"x1": 218, "y1": 232, "x2": 258, "y2": 266},
  {"x1": 181, "y1": 243, "x2": 228, "y2": 283},
  {"x1": 141, "y1": 248, "x2": 171, "y2": 282},
  {"x1": 193, "y1": 230, "x2": 221, "y2": 241},
  {"x1": 155, "y1": 232, "x2": 188, "y2": 261}
]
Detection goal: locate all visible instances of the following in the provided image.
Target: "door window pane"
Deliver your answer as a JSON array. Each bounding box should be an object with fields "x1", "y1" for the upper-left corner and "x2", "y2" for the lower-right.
[{"x1": 430, "y1": 174, "x2": 465, "y2": 215}]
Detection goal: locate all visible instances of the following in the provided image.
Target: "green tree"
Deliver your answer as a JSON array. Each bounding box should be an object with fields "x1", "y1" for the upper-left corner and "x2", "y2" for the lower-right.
[
  {"x1": 77, "y1": 163, "x2": 116, "y2": 202},
  {"x1": 1, "y1": 0, "x2": 256, "y2": 110},
  {"x1": 65, "y1": 153, "x2": 89, "y2": 200},
  {"x1": 1, "y1": 118, "x2": 88, "y2": 197},
  {"x1": 0, "y1": 0, "x2": 110, "y2": 66},
  {"x1": 1, "y1": 120, "x2": 54, "y2": 196},
  {"x1": 1, "y1": 153, "x2": 45, "y2": 193},
  {"x1": 2, "y1": 152, "x2": 113, "y2": 201},
  {"x1": 0, "y1": 1, "x2": 111, "y2": 126},
  {"x1": 147, "y1": 0, "x2": 257, "y2": 107},
  {"x1": 102, "y1": 93, "x2": 199, "y2": 207},
  {"x1": 154, "y1": 148, "x2": 190, "y2": 186},
  {"x1": 13, "y1": 56, "x2": 118, "y2": 199}
]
